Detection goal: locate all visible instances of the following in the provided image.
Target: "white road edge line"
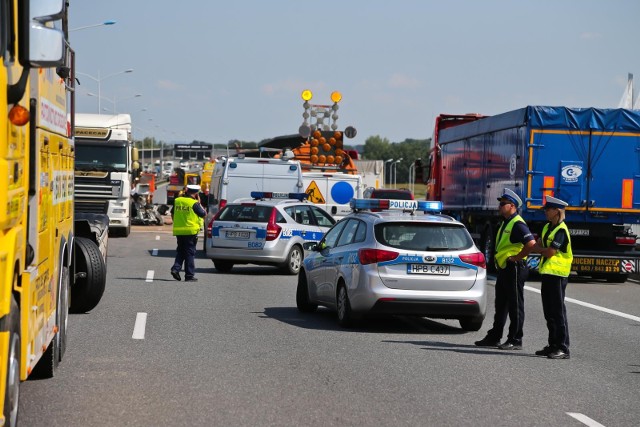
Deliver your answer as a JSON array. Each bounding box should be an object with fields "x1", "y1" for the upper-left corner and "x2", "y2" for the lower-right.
[
  {"x1": 152, "y1": 248, "x2": 158, "y2": 256},
  {"x1": 145, "y1": 270, "x2": 154, "y2": 282},
  {"x1": 566, "y1": 412, "x2": 606, "y2": 427},
  {"x1": 132, "y1": 312, "x2": 147, "y2": 340},
  {"x1": 524, "y1": 285, "x2": 640, "y2": 323}
]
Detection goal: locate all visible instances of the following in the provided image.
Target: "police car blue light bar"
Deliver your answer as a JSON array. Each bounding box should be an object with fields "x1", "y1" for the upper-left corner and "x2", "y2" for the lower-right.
[
  {"x1": 251, "y1": 191, "x2": 308, "y2": 201},
  {"x1": 350, "y1": 198, "x2": 442, "y2": 212}
]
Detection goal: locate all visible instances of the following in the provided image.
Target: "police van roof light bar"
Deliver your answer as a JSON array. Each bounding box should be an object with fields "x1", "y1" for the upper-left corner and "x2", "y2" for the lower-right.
[{"x1": 251, "y1": 191, "x2": 308, "y2": 201}]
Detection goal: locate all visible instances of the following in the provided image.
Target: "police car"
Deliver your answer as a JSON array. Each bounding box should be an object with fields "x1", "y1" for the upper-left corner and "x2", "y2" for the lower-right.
[
  {"x1": 296, "y1": 198, "x2": 487, "y2": 330},
  {"x1": 205, "y1": 192, "x2": 336, "y2": 274}
]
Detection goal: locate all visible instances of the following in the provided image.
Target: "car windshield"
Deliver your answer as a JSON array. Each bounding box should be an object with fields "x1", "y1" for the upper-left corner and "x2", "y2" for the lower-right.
[
  {"x1": 218, "y1": 205, "x2": 273, "y2": 223},
  {"x1": 375, "y1": 222, "x2": 473, "y2": 251}
]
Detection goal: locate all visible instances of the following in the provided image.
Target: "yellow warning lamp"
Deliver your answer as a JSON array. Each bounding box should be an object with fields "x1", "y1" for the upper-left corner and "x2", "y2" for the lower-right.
[
  {"x1": 330, "y1": 91, "x2": 342, "y2": 103},
  {"x1": 313, "y1": 130, "x2": 322, "y2": 139},
  {"x1": 301, "y1": 90, "x2": 313, "y2": 101},
  {"x1": 318, "y1": 155, "x2": 326, "y2": 163},
  {"x1": 9, "y1": 105, "x2": 30, "y2": 126}
]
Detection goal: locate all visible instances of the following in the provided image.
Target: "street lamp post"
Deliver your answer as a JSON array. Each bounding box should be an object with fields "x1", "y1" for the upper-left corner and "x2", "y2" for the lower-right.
[
  {"x1": 69, "y1": 20, "x2": 116, "y2": 32},
  {"x1": 77, "y1": 69, "x2": 134, "y2": 114},
  {"x1": 384, "y1": 159, "x2": 394, "y2": 187},
  {"x1": 393, "y1": 158, "x2": 403, "y2": 188},
  {"x1": 89, "y1": 93, "x2": 142, "y2": 114}
]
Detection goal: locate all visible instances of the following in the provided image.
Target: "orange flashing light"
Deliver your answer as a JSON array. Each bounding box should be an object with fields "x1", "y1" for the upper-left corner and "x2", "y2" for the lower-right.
[
  {"x1": 543, "y1": 176, "x2": 555, "y2": 201},
  {"x1": 9, "y1": 105, "x2": 30, "y2": 126},
  {"x1": 622, "y1": 179, "x2": 633, "y2": 209}
]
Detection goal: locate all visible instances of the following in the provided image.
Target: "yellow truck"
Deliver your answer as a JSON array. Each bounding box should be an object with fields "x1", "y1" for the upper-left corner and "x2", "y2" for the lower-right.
[{"x1": 0, "y1": 2, "x2": 108, "y2": 424}]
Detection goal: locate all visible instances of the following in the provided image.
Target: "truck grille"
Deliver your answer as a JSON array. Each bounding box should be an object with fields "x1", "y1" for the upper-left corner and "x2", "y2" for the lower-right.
[
  {"x1": 75, "y1": 200, "x2": 109, "y2": 214},
  {"x1": 74, "y1": 177, "x2": 121, "y2": 199}
]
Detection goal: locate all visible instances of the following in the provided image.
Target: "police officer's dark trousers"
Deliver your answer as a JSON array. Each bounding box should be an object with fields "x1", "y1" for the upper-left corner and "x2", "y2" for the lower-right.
[
  {"x1": 487, "y1": 261, "x2": 528, "y2": 344},
  {"x1": 172, "y1": 235, "x2": 198, "y2": 279},
  {"x1": 540, "y1": 275, "x2": 569, "y2": 354}
]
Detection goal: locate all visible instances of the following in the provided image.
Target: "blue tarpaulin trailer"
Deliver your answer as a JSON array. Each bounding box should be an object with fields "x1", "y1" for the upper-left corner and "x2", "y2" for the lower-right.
[{"x1": 433, "y1": 106, "x2": 640, "y2": 281}]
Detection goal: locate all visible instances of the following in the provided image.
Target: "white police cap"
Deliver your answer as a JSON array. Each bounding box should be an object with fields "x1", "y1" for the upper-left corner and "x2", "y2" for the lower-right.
[
  {"x1": 497, "y1": 188, "x2": 522, "y2": 208},
  {"x1": 186, "y1": 184, "x2": 201, "y2": 193},
  {"x1": 543, "y1": 195, "x2": 568, "y2": 209}
]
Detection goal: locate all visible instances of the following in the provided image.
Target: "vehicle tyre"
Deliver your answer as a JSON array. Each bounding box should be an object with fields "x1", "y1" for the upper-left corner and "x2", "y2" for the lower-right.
[
  {"x1": 213, "y1": 260, "x2": 234, "y2": 273},
  {"x1": 480, "y1": 223, "x2": 496, "y2": 274},
  {"x1": 296, "y1": 271, "x2": 317, "y2": 313},
  {"x1": 3, "y1": 295, "x2": 20, "y2": 426},
  {"x1": 70, "y1": 237, "x2": 107, "y2": 313},
  {"x1": 606, "y1": 274, "x2": 628, "y2": 283},
  {"x1": 281, "y1": 245, "x2": 303, "y2": 275},
  {"x1": 459, "y1": 316, "x2": 484, "y2": 332},
  {"x1": 336, "y1": 284, "x2": 354, "y2": 328}
]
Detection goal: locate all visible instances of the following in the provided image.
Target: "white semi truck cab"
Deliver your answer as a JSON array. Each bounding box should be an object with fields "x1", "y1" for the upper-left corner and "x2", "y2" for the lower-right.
[{"x1": 74, "y1": 113, "x2": 139, "y2": 237}]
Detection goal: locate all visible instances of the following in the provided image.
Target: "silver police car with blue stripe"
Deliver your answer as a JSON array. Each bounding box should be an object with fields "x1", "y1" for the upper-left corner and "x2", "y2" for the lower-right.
[
  {"x1": 297, "y1": 198, "x2": 487, "y2": 330},
  {"x1": 205, "y1": 192, "x2": 336, "y2": 274}
]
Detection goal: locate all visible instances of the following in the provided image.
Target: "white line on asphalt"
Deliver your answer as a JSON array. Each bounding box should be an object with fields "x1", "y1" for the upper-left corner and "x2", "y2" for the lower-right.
[
  {"x1": 566, "y1": 412, "x2": 605, "y2": 427},
  {"x1": 132, "y1": 312, "x2": 148, "y2": 340},
  {"x1": 156, "y1": 235, "x2": 160, "y2": 240},
  {"x1": 524, "y1": 285, "x2": 640, "y2": 323},
  {"x1": 145, "y1": 270, "x2": 154, "y2": 282},
  {"x1": 152, "y1": 248, "x2": 158, "y2": 256}
]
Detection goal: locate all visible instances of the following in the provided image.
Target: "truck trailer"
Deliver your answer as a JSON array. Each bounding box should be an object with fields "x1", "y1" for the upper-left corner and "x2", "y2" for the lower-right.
[{"x1": 426, "y1": 106, "x2": 640, "y2": 282}]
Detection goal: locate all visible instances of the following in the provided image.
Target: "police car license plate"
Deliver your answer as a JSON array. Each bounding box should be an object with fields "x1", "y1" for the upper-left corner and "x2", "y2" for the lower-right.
[
  {"x1": 407, "y1": 264, "x2": 450, "y2": 275},
  {"x1": 226, "y1": 230, "x2": 250, "y2": 239}
]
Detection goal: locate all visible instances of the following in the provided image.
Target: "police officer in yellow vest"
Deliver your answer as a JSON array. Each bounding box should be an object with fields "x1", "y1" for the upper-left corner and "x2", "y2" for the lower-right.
[
  {"x1": 475, "y1": 188, "x2": 535, "y2": 350},
  {"x1": 533, "y1": 196, "x2": 573, "y2": 359},
  {"x1": 171, "y1": 184, "x2": 206, "y2": 282}
]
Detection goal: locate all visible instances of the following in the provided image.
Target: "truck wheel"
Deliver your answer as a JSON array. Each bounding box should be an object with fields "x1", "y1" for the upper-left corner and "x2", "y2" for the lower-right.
[
  {"x1": 70, "y1": 237, "x2": 107, "y2": 313},
  {"x1": 606, "y1": 274, "x2": 628, "y2": 283},
  {"x1": 3, "y1": 296, "x2": 20, "y2": 426},
  {"x1": 480, "y1": 224, "x2": 496, "y2": 273},
  {"x1": 213, "y1": 260, "x2": 234, "y2": 273}
]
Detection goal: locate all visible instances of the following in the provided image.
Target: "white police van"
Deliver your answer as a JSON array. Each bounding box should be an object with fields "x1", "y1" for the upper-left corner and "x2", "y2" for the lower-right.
[
  {"x1": 302, "y1": 172, "x2": 363, "y2": 219},
  {"x1": 205, "y1": 192, "x2": 336, "y2": 274},
  {"x1": 206, "y1": 156, "x2": 304, "y2": 214}
]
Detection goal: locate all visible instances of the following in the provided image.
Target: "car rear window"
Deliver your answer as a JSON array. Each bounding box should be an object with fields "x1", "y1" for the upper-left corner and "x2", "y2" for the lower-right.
[
  {"x1": 374, "y1": 222, "x2": 473, "y2": 251},
  {"x1": 371, "y1": 190, "x2": 413, "y2": 200},
  {"x1": 218, "y1": 205, "x2": 274, "y2": 223}
]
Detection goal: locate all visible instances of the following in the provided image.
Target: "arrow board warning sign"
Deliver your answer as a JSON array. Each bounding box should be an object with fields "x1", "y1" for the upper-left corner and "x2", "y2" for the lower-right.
[{"x1": 305, "y1": 181, "x2": 326, "y2": 204}]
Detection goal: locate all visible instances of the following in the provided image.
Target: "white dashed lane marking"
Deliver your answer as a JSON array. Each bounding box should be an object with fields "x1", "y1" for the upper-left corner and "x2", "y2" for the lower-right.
[
  {"x1": 132, "y1": 312, "x2": 148, "y2": 340},
  {"x1": 524, "y1": 285, "x2": 640, "y2": 323},
  {"x1": 567, "y1": 412, "x2": 606, "y2": 427},
  {"x1": 145, "y1": 270, "x2": 154, "y2": 282}
]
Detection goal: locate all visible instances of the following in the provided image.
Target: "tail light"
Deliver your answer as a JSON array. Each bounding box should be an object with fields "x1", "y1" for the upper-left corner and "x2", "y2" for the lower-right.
[
  {"x1": 219, "y1": 199, "x2": 227, "y2": 210},
  {"x1": 459, "y1": 252, "x2": 486, "y2": 269},
  {"x1": 206, "y1": 209, "x2": 224, "y2": 238},
  {"x1": 615, "y1": 236, "x2": 637, "y2": 246},
  {"x1": 266, "y1": 208, "x2": 281, "y2": 241},
  {"x1": 358, "y1": 248, "x2": 399, "y2": 265}
]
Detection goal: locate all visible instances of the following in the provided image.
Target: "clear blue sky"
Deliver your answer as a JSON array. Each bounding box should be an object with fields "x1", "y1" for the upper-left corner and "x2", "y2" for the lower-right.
[{"x1": 69, "y1": 0, "x2": 640, "y2": 145}]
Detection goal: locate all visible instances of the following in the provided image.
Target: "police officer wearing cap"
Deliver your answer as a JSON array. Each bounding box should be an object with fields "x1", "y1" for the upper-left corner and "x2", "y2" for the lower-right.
[
  {"x1": 533, "y1": 196, "x2": 573, "y2": 359},
  {"x1": 170, "y1": 184, "x2": 206, "y2": 282},
  {"x1": 475, "y1": 188, "x2": 535, "y2": 350}
]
